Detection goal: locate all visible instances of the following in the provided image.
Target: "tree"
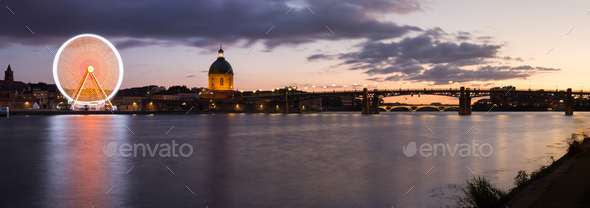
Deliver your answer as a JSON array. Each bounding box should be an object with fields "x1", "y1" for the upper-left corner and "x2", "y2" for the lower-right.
[{"x1": 168, "y1": 85, "x2": 189, "y2": 91}]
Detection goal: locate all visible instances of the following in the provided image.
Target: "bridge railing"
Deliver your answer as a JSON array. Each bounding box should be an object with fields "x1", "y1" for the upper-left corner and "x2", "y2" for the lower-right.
[{"x1": 242, "y1": 88, "x2": 588, "y2": 98}]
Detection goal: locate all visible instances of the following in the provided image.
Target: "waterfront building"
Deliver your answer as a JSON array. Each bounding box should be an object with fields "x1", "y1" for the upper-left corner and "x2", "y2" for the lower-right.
[{"x1": 201, "y1": 46, "x2": 236, "y2": 100}]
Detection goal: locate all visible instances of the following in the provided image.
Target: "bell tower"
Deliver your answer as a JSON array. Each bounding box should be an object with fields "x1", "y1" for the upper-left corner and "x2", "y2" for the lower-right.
[{"x1": 5, "y1": 65, "x2": 13, "y2": 82}]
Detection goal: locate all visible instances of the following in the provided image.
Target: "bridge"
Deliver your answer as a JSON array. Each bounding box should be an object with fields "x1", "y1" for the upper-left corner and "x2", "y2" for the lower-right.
[
  {"x1": 379, "y1": 105, "x2": 459, "y2": 112},
  {"x1": 243, "y1": 87, "x2": 587, "y2": 115}
]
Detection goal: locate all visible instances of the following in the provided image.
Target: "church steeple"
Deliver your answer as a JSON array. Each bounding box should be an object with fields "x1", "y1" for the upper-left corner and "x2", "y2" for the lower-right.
[
  {"x1": 5, "y1": 64, "x2": 14, "y2": 82},
  {"x1": 218, "y1": 45, "x2": 224, "y2": 59}
]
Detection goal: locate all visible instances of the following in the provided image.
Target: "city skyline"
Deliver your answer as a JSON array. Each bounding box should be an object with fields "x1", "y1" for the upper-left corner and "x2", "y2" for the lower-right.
[{"x1": 2, "y1": 0, "x2": 589, "y2": 99}]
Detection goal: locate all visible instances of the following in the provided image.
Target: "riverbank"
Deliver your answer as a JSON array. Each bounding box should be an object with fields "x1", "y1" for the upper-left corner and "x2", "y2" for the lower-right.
[
  {"x1": 504, "y1": 137, "x2": 590, "y2": 207},
  {"x1": 5, "y1": 109, "x2": 330, "y2": 115}
]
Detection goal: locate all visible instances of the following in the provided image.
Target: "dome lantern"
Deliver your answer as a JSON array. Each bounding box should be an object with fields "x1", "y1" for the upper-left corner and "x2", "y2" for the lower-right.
[{"x1": 218, "y1": 45, "x2": 224, "y2": 59}]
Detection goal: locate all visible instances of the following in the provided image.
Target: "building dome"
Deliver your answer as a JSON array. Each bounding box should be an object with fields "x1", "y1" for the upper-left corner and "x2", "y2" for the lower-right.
[{"x1": 208, "y1": 46, "x2": 233, "y2": 74}]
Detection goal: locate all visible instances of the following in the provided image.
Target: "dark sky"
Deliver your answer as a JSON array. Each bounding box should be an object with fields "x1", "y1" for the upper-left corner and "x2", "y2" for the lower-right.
[{"x1": 1, "y1": 0, "x2": 573, "y2": 91}]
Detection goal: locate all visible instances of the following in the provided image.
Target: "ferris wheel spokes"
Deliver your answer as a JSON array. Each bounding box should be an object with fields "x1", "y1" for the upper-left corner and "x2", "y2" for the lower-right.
[
  {"x1": 72, "y1": 71, "x2": 90, "y2": 103},
  {"x1": 89, "y1": 72, "x2": 114, "y2": 109},
  {"x1": 71, "y1": 66, "x2": 114, "y2": 109}
]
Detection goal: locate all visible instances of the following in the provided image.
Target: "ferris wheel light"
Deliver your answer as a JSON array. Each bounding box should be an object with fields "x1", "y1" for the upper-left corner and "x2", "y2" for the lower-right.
[{"x1": 53, "y1": 34, "x2": 124, "y2": 108}]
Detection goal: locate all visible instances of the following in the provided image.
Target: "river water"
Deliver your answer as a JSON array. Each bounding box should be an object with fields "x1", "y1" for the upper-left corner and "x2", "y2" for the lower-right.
[{"x1": 1, "y1": 112, "x2": 588, "y2": 207}]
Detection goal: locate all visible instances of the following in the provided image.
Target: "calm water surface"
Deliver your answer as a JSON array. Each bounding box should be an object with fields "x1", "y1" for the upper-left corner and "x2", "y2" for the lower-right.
[{"x1": 1, "y1": 112, "x2": 589, "y2": 207}]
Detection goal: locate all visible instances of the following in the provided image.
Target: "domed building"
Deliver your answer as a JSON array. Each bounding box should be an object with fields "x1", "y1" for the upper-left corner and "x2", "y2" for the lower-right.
[
  {"x1": 201, "y1": 46, "x2": 236, "y2": 100},
  {"x1": 208, "y1": 46, "x2": 233, "y2": 91}
]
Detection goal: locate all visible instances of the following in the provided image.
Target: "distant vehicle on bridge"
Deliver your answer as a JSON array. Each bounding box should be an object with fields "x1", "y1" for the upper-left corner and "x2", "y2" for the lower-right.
[{"x1": 431, "y1": 102, "x2": 442, "y2": 106}]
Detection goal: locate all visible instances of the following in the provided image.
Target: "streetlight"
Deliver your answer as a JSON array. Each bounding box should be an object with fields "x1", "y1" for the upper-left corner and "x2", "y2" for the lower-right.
[
  {"x1": 455, "y1": 82, "x2": 458, "y2": 90},
  {"x1": 304, "y1": 87, "x2": 308, "y2": 92},
  {"x1": 449, "y1": 81, "x2": 453, "y2": 90},
  {"x1": 332, "y1": 84, "x2": 336, "y2": 92},
  {"x1": 430, "y1": 82, "x2": 434, "y2": 90},
  {"x1": 312, "y1": 85, "x2": 315, "y2": 93},
  {"x1": 406, "y1": 83, "x2": 410, "y2": 90},
  {"x1": 323, "y1": 86, "x2": 327, "y2": 92},
  {"x1": 354, "y1": 83, "x2": 358, "y2": 91},
  {"x1": 384, "y1": 83, "x2": 388, "y2": 89},
  {"x1": 423, "y1": 81, "x2": 427, "y2": 90},
  {"x1": 580, "y1": 83, "x2": 584, "y2": 91},
  {"x1": 375, "y1": 83, "x2": 378, "y2": 90},
  {"x1": 343, "y1": 85, "x2": 346, "y2": 91},
  {"x1": 556, "y1": 82, "x2": 559, "y2": 91},
  {"x1": 477, "y1": 82, "x2": 481, "y2": 90}
]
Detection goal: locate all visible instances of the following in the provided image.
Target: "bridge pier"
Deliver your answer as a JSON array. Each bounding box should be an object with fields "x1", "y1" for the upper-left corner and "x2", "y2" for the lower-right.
[
  {"x1": 566, "y1": 88, "x2": 573, "y2": 115},
  {"x1": 281, "y1": 91, "x2": 302, "y2": 113},
  {"x1": 283, "y1": 91, "x2": 289, "y2": 113},
  {"x1": 361, "y1": 88, "x2": 379, "y2": 114},
  {"x1": 295, "y1": 100, "x2": 302, "y2": 113},
  {"x1": 362, "y1": 88, "x2": 370, "y2": 114},
  {"x1": 372, "y1": 97, "x2": 380, "y2": 114},
  {"x1": 459, "y1": 87, "x2": 472, "y2": 115}
]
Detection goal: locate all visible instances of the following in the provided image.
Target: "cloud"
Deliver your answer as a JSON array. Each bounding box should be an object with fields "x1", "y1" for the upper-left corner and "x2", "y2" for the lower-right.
[
  {"x1": 308, "y1": 29, "x2": 558, "y2": 83},
  {"x1": 113, "y1": 39, "x2": 157, "y2": 50},
  {"x1": 307, "y1": 54, "x2": 336, "y2": 61},
  {"x1": 0, "y1": 0, "x2": 424, "y2": 49},
  {"x1": 185, "y1": 75, "x2": 196, "y2": 78}
]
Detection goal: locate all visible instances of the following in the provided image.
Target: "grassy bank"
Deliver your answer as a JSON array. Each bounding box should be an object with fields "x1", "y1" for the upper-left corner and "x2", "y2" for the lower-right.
[{"x1": 454, "y1": 134, "x2": 588, "y2": 208}]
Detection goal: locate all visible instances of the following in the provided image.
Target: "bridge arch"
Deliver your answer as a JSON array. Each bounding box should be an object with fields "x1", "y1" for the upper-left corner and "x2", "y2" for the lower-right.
[{"x1": 378, "y1": 105, "x2": 459, "y2": 112}]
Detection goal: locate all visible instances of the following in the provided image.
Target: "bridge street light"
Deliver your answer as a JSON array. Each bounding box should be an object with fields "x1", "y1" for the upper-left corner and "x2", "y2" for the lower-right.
[
  {"x1": 449, "y1": 81, "x2": 453, "y2": 90},
  {"x1": 323, "y1": 86, "x2": 327, "y2": 92},
  {"x1": 423, "y1": 81, "x2": 427, "y2": 90},
  {"x1": 312, "y1": 85, "x2": 315, "y2": 93},
  {"x1": 332, "y1": 84, "x2": 336, "y2": 92},
  {"x1": 375, "y1": 83, "x2": 378, "y2": 90},
  {"x1": 399, "y1": 82, "x2": 402, "y2": 90},
  {"x1": 556, "y1": 82, "x2": 559, "y2": 91},
  {"x1": 581, "y1": 83, "x2": 584, "y2": 91},
  {"x1": 430, "y1": 82, "x2": 434, "y2": 90},
  {"x1": 343, "y1": 85, "x2": 346, "y2": 91},
  {"x1": 354, "y1": 83, "x2": 357, "y2": 91},
  {"x1": 455, "y1": 82, "x2": 458, "y2": 90},
  {"x1": 528, "y1": 81, "x2": 532, "y2": 91},
  {"x1": 407, "y1": 83, "x2": 410, "y2": 91}
]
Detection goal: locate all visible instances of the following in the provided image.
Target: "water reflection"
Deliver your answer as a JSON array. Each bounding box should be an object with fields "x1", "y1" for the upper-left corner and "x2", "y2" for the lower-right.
[
  {"x1": 43, "y1": 115, "x2": 131, "y2": 207},
  {"x1": 1, "y1": 112, "x2": 588, "y2": 207}
]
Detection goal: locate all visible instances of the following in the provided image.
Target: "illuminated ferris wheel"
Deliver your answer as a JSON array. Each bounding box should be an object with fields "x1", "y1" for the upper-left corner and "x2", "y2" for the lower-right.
[{"x1": 53, "y1": 34, "x2": 124, "y2": 110}]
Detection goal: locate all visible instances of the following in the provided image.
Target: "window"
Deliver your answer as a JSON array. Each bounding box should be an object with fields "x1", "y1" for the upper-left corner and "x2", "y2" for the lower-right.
[
  {"x1": 220, "y1": 78, "x2": 224, "y2": 86},
  {"x1": 229, "y1": 78, "x2": 232, "y2": 87},
  {"x1": 211, "y1": 78, "x2": 215, "y2": 86}
]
